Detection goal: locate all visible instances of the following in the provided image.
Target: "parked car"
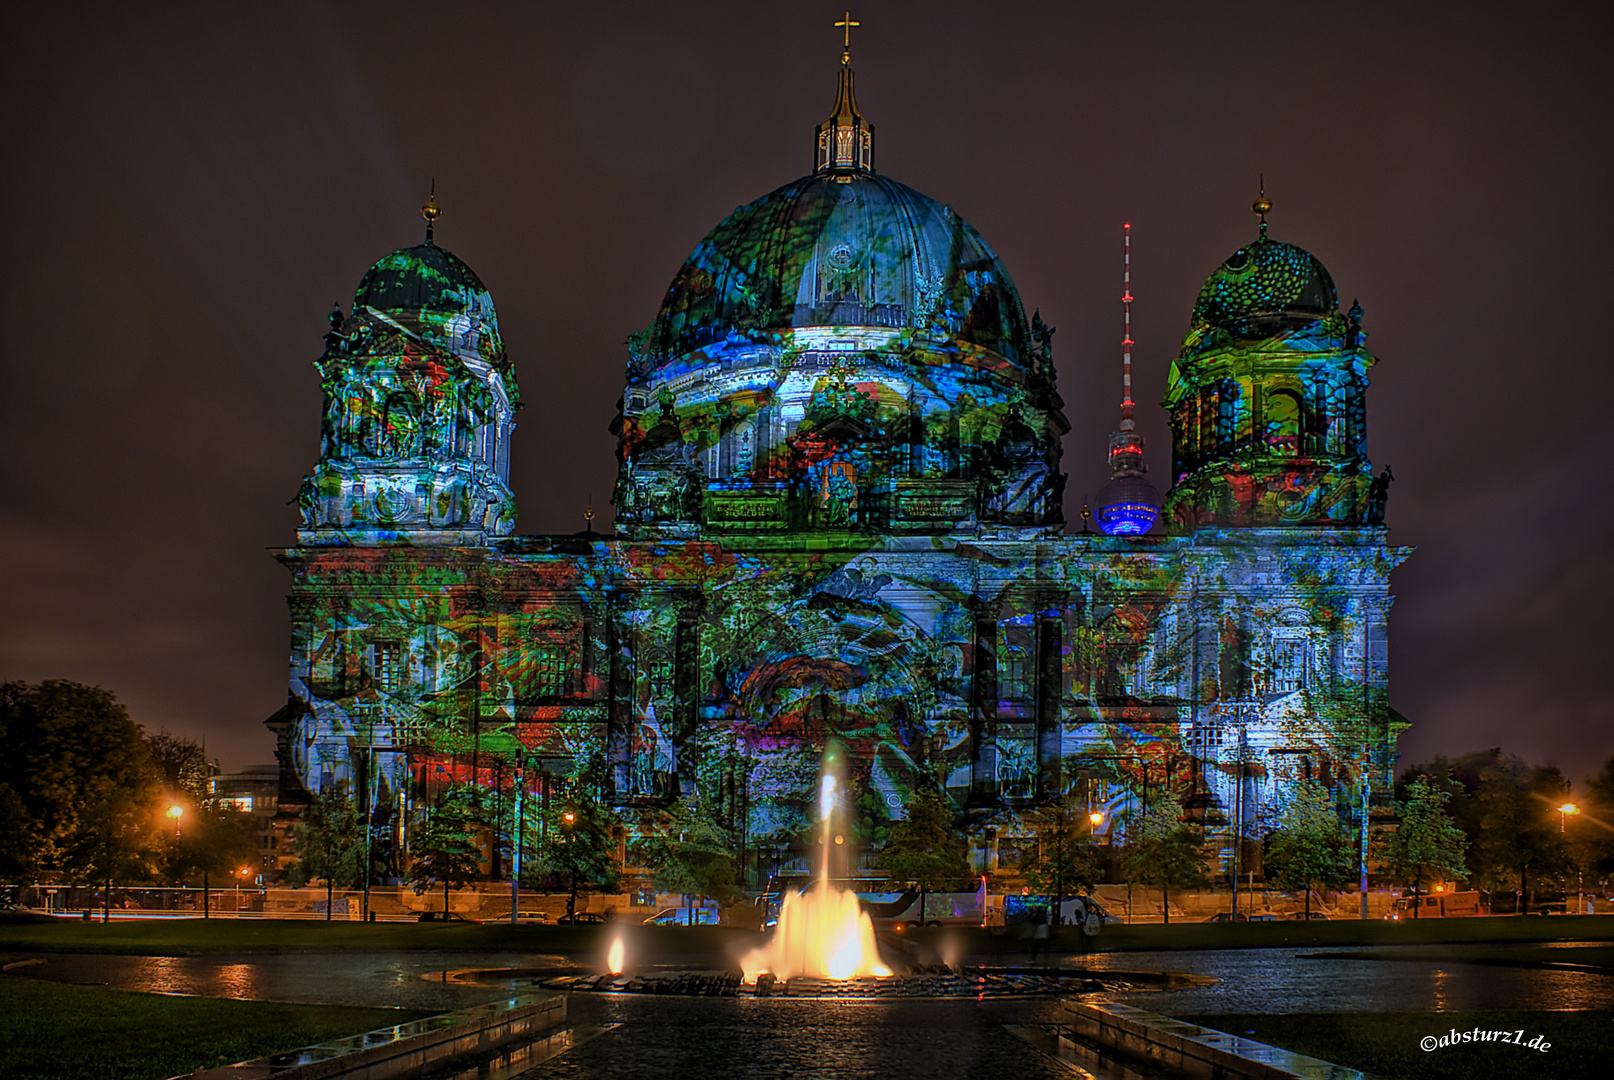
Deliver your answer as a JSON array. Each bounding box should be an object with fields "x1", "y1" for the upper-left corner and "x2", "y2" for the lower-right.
[
  {"x1": 555, "y1": 912, "x2": 607, "y2": 924},
  {"x1": 643, "y1": 907, "x2": 722, "y2": 926},
  {"x1": 1201, "y1": 911, "x2": 1248, "y2": 922},
  {"x1": 1287, "y1": 911, "x2": 1331, "y2": 920},
  {"x1": 417, "y1": 911, "x2": 479, "y2": 922}
]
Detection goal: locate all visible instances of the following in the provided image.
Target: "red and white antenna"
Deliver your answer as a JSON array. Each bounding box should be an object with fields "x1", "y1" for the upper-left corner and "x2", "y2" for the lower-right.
[{"x1": 1121, "y1": 223, "x2": 1135, "y2": 431}]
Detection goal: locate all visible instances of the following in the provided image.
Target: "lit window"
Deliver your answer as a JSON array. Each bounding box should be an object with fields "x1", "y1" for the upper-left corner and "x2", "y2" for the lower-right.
[
  {"x1": 513, "y1": 642, "x2": 571, "y2": 702},
  {"x1": 372, "y1": 642, "x2": 404, "y2": 693},
  {"x1": 997, "y1": 627, "x2": 1033, "y2": 703},
  {"x1": 1270, "y1": 633, "x2": 1309, "y2": 694}
]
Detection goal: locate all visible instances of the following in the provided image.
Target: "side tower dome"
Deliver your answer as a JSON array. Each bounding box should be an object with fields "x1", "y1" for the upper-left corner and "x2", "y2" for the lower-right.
[
  {"x1": 295, "y1": 196, "x2": 520, "y2": 543},
  {"x1": 1161, "y1": 192, "x2": 1391, "y2": 529},
  {"x1": 611, "y1": 48, "x2": 1067, "y2": 538}
]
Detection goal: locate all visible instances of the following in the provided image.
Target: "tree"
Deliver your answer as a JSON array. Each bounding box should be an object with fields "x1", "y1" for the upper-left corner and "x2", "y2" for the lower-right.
[
  {"x1": 643, "y1": 799, "x2": 740, "y2": 922},
  {"x1": 146, "y1": 730, "x2": 211, "y2": 802},
  {"x1": 1264, "y1": 779, "x2": 1354, "y2": 918},
  {"x1": 1381, "y1": 774, "x2": 1468, "y2": 916},
  {"x1": 408, "y1": 788, "x2": 483, "y2": 914},
  {"x1": 1014, "y1": 792, "x2": 1103, "y2": 921},
  {"x1": 1125, "y1": 793, "x2": 1209, "y2": 924},
  {"x1": 879, "y1": 788, "x2": 970, "y2": 922},
  {"x1": 527, "y1": 798, "x2": 622, "y2": 919},
  {"x1": 1469, "y1": 756, "x2": 1569, "y2": 913},
  {"x1": 1579, "y1": 755, "x2": 1614, "y2": 887},
  {"x1": 287, "y1": 789, "x2": 377, "y2": 919},
  {"x1": 0, "y1": 681, "x2": 160, "y2": 888},
  {"x1": 165, "y1": 803, "x2": 259, "y2": 899}
]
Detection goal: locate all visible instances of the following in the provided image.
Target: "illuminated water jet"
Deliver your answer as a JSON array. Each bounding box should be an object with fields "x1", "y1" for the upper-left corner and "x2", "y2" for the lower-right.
[
  {"x1": 607, "y1": 935, "x2": 625, "y2": 974},
  {"x1": 742, "y1": 744, "x2": 891, "y2": 983}
]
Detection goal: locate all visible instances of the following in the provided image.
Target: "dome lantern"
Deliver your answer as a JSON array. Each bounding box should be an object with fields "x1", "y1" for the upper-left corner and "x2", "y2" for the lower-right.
[{"x1": 814, "y1": 12, "x2": 873, "y2": 175}]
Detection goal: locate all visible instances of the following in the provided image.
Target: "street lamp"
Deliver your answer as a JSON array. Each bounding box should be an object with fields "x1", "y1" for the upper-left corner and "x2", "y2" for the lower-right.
[
  {"x1": 168, "y1": 804, "x2": 184, "y2": 839},
  {"x1": 1559, "y1": 803, "x2": 1583, "y2": 914}
]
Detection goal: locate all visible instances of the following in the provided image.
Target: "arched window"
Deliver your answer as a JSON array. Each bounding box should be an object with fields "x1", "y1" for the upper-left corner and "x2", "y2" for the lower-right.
[
  {"x1": 1264, "y1": 390, "x2": 1302, "y2": 455},
  {"x1": 380, "y1": 393, "x2": 421, "y2": 459},
  {"x1": 1216, "y1": 379, "x2": 1241, "y2": 452}
]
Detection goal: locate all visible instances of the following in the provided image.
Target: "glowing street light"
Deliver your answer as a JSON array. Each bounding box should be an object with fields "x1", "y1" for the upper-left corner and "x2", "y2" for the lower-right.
[
  {"x1": 1088, "y1": 811, "x2": 1104, "y2": 826},
  {"x1": 167, "y1": 804, "x2": 184, "y2": 839},
  {"x1": 1559, "y1": 803, "x2": 1584, "y2": 913}
]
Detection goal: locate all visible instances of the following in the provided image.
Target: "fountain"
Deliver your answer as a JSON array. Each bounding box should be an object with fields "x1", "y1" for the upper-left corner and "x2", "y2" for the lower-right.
[
  {"x1": 741, "y1": 746, "x2": 892, "y2": 983},
  {"x1": 607, "y1": 935, "x2": 625, "y2": 975},
  {"x1": 434, "y1": 742, "x2": 1181, "y2": 1001}
]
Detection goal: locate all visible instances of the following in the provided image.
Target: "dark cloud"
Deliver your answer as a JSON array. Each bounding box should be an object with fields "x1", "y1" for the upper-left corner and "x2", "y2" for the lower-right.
[{"x1": 2, "y1": 1, "x2": 1610, "y2": 778}]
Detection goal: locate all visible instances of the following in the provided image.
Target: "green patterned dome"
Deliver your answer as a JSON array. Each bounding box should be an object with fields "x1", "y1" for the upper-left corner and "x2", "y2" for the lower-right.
[
  {"x1": 355, "y1": 243, "x2": 499, "y2": 326},
  {"x1": 1190, "y1": 236, "x2": 1337, "y2": 331}
]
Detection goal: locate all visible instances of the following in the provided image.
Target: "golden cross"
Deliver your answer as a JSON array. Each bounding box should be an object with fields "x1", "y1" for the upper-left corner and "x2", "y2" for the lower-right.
[{"x1": 835, "y1": 11, "x2": 859, "y2": 60}]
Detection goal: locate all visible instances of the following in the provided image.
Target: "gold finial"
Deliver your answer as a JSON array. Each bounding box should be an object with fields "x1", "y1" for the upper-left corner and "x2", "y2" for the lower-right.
[
  {"x1": 835, "y1": 11, "x2": 859, "y2": 65},
  {"x1": 1252, "y1": 174, "x2": 1271, "y2": 238},
  {"x1": 421, "y1": 179, "x2": 441, "y2": 243},
  {"x1": 584, "y1": 500, "x2": 596, "y2": 533}
]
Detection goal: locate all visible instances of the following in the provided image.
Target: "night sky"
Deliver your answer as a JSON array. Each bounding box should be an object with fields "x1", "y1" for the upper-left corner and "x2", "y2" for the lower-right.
[{"x1": 3, "y1": 2, "x2": 1610, "y2": 781}]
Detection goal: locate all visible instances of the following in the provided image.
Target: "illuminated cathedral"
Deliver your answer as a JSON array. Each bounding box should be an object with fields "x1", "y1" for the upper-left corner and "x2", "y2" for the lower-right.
[{"x1": 268, "y1": 43, "x2": 1408, "y2": 881}]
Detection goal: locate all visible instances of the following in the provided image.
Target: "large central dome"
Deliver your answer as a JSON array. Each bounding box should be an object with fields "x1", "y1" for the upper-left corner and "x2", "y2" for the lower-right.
[
  {"x1": 612, "y1": 55, "x2": 1065, "y2": 539},
  {"x1": 646, "y1": 171, "x2": 1031, "y2": 376}
]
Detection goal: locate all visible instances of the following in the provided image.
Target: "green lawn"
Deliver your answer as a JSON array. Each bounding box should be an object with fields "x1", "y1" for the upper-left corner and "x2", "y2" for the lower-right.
[
  {"x1": 1179, "y1": 1010, "x2": 1614, "y2": 1080},
  {"x1": 0, "y1": 966, "x2": 431, "y2": 1080}
]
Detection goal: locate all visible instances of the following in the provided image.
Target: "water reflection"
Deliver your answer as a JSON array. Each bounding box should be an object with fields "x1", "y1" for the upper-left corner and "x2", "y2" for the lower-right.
[
  {"x1": 22, "y1": 945, "x2": 1614, "y2": 1015},
  {"x1": 216, "y1": 963, "x2": 260, "y2": 999}
]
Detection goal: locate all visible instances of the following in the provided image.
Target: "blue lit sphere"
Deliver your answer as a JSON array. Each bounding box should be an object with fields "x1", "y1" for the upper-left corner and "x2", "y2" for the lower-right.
[{"x1": 1095, "y1": 475, "x2": 1161, "y2": 536}]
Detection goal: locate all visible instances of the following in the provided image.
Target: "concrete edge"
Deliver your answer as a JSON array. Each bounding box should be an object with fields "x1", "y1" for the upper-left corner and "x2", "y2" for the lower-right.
[
  {"x1": 174, "y1": 992, "x2": 566, "y2": 1080},
  {"x1": 1063, "y1": 1000, "x2": 1364, "y2": 1080}
]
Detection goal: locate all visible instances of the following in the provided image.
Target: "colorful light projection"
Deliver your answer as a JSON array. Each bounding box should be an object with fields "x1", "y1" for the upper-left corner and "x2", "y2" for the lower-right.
[
  {"x1": 295, "y1": 196, "x2": 518, "y2": 544},
  {"x1": 272, "y1": 85, "x2": 1408, "y2": 881},
  {"x1": 610, "y1": 169, "x2": 1068, "y2": 538},
  {"x1": 1160, "y1": 195, "x2": 1392, "y2": 528}
]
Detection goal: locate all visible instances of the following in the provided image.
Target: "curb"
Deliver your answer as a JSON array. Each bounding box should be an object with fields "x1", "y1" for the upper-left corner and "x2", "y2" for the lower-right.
[
  {"x1": 1062, "y1": 1000, "x2": 1363, "y2": 1080},
  {"x1": 172, "y1": 993, "x2": 565, "y2": 1080}
]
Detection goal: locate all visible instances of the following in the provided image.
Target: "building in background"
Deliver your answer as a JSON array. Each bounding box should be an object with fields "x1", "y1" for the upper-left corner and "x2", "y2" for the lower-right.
[
  {"x1": 267, "y1": 46, "x2": 1407, "y2": 884},
  {"x1": 207, "y1": 763, "x2": 280, "y2": 875}
]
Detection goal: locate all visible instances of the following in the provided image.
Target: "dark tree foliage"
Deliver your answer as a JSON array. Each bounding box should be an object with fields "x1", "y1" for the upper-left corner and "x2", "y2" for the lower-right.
[
  {"x1": 878, "y1": 788, "x2": 970, "y2": 921},
  {"x1": 525, "y1": 798, "x2": 622, "y2": 918},
  {"x1": 1380, "y1": 774, "x2": 1469, "y2": 915},
  {"x1": 1125, "y1": 793, "x2": 1210, "y2": 924},
  {"x1": 1471, "y1": 757, "x2": 1572, "y2": 910},
  {"x1": 1578, "y1": 755, "x2": 1614, "y2": 884},
  {"x1": 287, "y1": 789, "x2": 381, "y2": 916},
  {"x1": 1015, "y1": 792, "x2": 1104, "y2": 914},
  {"x1": 408, "y1": 788, "x2": 483, "y2": 913},
  {"x1": 1263, "y1": 779, "x2": 1353, "y2": 918},
  {"x1": 163, "y1": 803, "x2": 259, "y2": 888},
  {"x1": 640, "y1": 799, "x2": 740, "y2": 921},
  {"x1": 0, "y1": 681, "x2": 159, "y2": 884},
  {"x1": 1401, "y1": 749, "x2": 1584, "y2": 910},
  {"x1": 146, "y1": 730, "x2": 211, "y2": 802}
]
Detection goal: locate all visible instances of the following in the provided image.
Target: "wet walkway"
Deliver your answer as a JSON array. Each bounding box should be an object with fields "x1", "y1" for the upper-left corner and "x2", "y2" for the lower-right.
[{"x1": 26, "y1": 945, "x2": 1614, "y2": 1014}]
